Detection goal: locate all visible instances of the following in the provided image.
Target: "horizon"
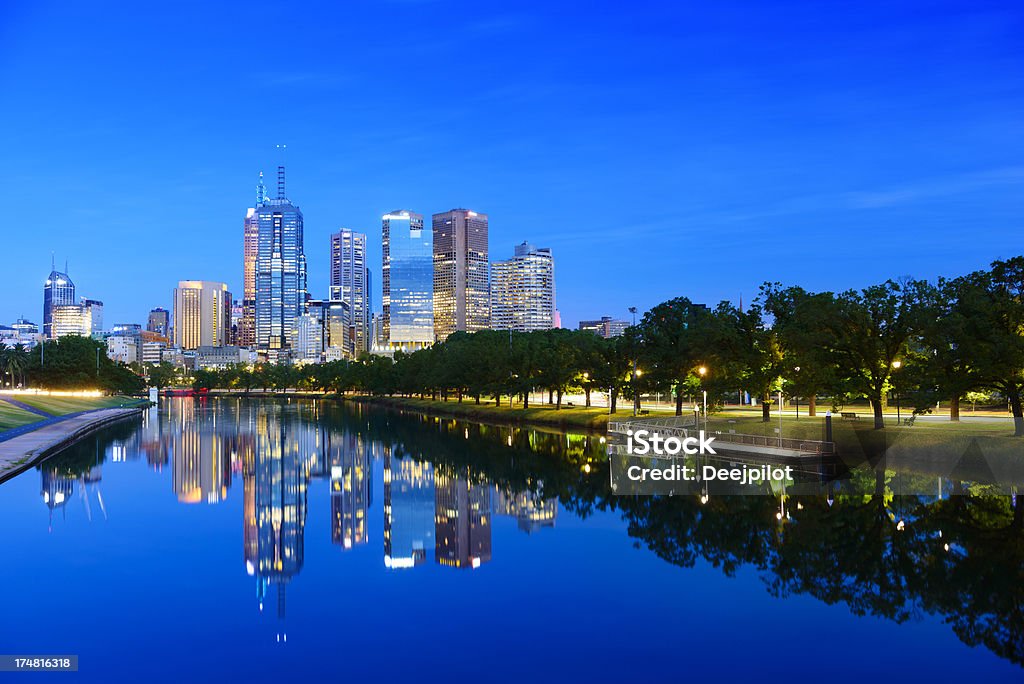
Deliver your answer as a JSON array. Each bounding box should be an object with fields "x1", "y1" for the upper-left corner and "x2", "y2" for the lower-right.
[{"x1": 1, "y1": 1, "x2": 1021, "y2": 328}]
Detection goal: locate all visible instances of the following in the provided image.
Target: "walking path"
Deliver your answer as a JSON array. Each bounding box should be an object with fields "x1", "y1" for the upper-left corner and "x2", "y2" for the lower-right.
[
  {"x1": 0, "y1": 407, "x2": 143, "y2": 484},
  {"x1": 0, "y1": 395, "x2": 54, "y2": 418}
]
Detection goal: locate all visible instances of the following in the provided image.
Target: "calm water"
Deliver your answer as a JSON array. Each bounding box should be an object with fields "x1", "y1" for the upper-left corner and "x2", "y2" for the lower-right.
[{"x1": 1, "y1": 398, "x2": 1021, "y2": 682}]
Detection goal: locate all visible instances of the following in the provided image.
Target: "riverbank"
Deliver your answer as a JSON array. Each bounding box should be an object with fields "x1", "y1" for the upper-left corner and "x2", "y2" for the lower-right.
[
  {"x1": 353, "y1": 396, "x2": 639, "y2": 430},
  {"x1": 0, "y1": 406, "x2": 145, "y2": 484}
]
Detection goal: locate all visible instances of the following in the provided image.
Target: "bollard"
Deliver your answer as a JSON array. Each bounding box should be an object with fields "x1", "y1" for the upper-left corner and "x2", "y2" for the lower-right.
[{"x1": 825, "y1": 411, "x2": 833, "y2": 443}]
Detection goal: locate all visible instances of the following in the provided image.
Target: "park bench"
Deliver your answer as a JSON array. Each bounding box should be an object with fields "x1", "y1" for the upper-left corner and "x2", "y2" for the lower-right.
[
  {"x1": 639, "y1": 409, "x2": 650, "y2": 415},
  {"x1": 841, "y1": 412, "x2": 858, "y2": 421}
]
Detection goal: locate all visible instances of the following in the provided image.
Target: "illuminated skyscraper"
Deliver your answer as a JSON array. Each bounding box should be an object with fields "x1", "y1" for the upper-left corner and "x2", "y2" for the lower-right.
[
  {"x1": 384, "y1": 452, "x2": 435, "y2": 569},
  {"x1": 432, "y1": 209, "x2": 489, "y2": 341},
  {"x1": 490, "y1": 242, "x2": 555, "y2": 332},
  {"x1": 254, "y1": 166, "x2": 307, "y2": 358},
  {"x1": 434, "y1": 467, "x2": 492, "y2": 569},
  {"x1": 172, "y1": 280, "x2": 232, "y2": 350},
  {"x1": 42, "y1": 261, "x2": 76, "y2": 339},
  {"x1": 329, "y1": 229, "x2": 369, "y2": 357},
  {"x1": 239, "y1": 175, "x2": 264, "y2": 348},
  {"x1": 382, "y1": 210, "x2": 433, "y2": 350}
]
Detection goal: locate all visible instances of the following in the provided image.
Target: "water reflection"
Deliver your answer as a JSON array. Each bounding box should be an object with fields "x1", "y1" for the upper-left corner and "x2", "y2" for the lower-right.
[{"x1": 29, "y1": 397, "x2": 1024, "y2": 668}]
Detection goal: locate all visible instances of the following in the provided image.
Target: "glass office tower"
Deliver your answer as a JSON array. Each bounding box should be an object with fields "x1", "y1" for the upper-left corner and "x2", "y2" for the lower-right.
[
  {"x1": 42, "y1": 263, "x2": 76, "y2": 339},
  {"x1": 329, "y1": 229, "x2": 369, "y2": 356},
  {"x1": 255, "y1": 166, "x2": 307, "y2": 358},
  {"x1": 382, "y1": 211, "x2": 433, "y2": 349}
]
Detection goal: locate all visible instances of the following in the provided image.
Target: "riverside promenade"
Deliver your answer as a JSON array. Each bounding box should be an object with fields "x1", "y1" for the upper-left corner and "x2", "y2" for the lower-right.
[{"x1": 0, "y1": 407, "x2": 143, "y2": 484}]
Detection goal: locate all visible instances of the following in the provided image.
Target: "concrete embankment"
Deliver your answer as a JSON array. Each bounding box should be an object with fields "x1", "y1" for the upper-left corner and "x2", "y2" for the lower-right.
[{"x1": 0, "y1": 408, "x2": 144, "y2": 484}]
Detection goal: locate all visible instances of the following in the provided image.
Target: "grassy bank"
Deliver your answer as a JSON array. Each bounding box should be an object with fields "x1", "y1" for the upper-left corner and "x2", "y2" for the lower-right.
[
  {"x1": 0, "y1": 395, "x2": 148, "y2": 432},
  {"x1": 358, "y1": 396, "x2": 637, "y2": 430}
]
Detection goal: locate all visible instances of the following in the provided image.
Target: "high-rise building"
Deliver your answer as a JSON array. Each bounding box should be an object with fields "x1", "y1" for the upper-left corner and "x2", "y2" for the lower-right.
[
  {"x1": 254, "y1": 167, "x2": 307, "y2": 358},
  {"x1": 50, "y1": 304, "x2": 89, "y2": 338},
  {"x1": 82, "y1": 299, "x2": 104, "y2": 336},
  {"x1": 578, "y1": 316, "x2": 629, "y2": 338},
  {"x1": 42, "y1": 262, "x2": 76, "y2": 339},
  {"x1": 432, "y1": 209, "x2": 490, "y2": 341},
  {"x1": 173, "y1": 280, "x2": 232, "y2": 350},
  {"x1": 147, "y1": 307, "x2": 169, "y2": 337},
  {"x1": 329, "y1": 229, "x2": 369, "y2": 356},
  {"x1": 239, "y1": 176, "x2": 262, "y2": 348},
  {"x1": 382, "y1": 211, "x2": 433, "y2": 350},
  {"x1": 330, "y1": 434, "x2": 372, "y2": 550},
  {"x1": 490, "y1": 242, "x2": 555, "y2": 332}
]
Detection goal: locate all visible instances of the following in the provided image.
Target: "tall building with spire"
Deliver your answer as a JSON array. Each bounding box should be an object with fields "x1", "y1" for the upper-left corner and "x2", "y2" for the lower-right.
[
  {"x1": 42, "y1": 258, "x2": 76, "y2": 339},
  {"x1": 238, "y1": 173, "x2": 265, "y2": 348},
  {"x1": 329, "y1": 229, "x2": 369, "y2": 356},
  {"x1": 432, "y1": 209, "x2": 489, "y2": 341},
  {"x1": 254, "y1": 166, "x2": 307, "y2": 358}
]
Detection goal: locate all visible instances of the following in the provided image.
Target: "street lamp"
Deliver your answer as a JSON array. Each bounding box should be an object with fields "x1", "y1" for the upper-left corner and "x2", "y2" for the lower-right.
[
  {"x1": 698, "y1": 366, "x2": 708, "y2": 432},
  {"x1": 629, "y1": 307, "x2": 638, "y2": 416},
  {"x1": 793, "y1": 366, "x2": 801, "y2": 419},
  {"x1": 892, "y1": 360, "x2": 902, "y2": 425}
]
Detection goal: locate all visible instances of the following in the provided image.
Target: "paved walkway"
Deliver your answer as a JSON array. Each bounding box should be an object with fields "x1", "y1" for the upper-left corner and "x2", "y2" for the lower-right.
[
  {"x1": 0, "y1": 395, "x2": 54, "y2": 418},
  {"x1": 0, "y1": 408, "x2": 142, "y2": 484}
]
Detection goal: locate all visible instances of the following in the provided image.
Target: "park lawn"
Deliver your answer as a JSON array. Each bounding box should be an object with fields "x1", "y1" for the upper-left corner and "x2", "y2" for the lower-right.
[
  {"x1": 365, "y1": 396, "x2": 636, "y2": 430},
  {"x1": 12, "y1": 395, "x2": 147, "y2": 416},
  {"x1": 0, "y1": 403, "x2": 45, "y2": 431}
]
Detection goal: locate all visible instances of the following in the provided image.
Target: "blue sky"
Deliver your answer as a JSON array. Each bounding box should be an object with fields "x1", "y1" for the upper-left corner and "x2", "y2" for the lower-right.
[{"x1": 1, "y1": 0, "x2": 1021, "y2": 328}]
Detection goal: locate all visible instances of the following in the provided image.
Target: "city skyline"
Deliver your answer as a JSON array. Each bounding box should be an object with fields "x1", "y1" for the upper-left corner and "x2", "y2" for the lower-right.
[{"x1": 3, "y1": 2, "x2": 1019, "y2": 330}]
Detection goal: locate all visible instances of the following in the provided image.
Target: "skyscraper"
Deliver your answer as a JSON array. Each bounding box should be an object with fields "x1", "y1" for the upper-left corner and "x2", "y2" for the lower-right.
[
  {"x1": 329, "y1": 229, "x2": 369, "y2": 356},
  {"x1": 81, "y1": 299, "x2": 104, "y2": 336},
  {"x1": 239, "y1": 175, "x2": 263, "y2": 348},
  {"x1": 434, "y1": 466, "x2": 492, "y2": 569},
  {"x1": 147, "y1": 307, "x2": 169, "y2": 337},
  {"x1": 432, "y1": 209, "x2": 490, "y2": 341},
  {"x1": 490, "y1": 242, "x2": 556, "y2": 332},
  {"x1": 255, "y1": 166, "x2": 307, "y2": 358},
  {"x1": 578, "y1": 316, "x2": 629, "y2": 338},
  {"x1": 42, "y1": 261, "x2": 76, "y2": 339},
  {"x1": 172, "y1": 280, "x2": 232, "y2": 350},
  {"x1": 382, "y1": 211, "x2": 433, "y2": 350}
]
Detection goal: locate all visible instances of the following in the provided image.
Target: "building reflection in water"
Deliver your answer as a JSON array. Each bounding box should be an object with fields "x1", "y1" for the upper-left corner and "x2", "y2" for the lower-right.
[
  {"x1": 330, "y1": 432, "x2": 372, "y2": 550},
  {"x1": 434, "y1": 466, "x2": 492, "y2": 569},
  {"x1": 169, "y1": 399, "x2": 232, "y2": 504},
  {"x1": 494, "y1": 488, "x2": 558, "y2": 534},
  {"x1": 243, "y1": 408, "x2": 311, "y2": 640},
  {"x1": 383, "y1": 448, "x2": 435, "y2": 569}
]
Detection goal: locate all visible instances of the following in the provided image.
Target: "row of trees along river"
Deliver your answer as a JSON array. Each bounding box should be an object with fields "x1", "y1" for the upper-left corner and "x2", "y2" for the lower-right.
[{"x1": 7, "y1": 256, "x2": 1024, "y2": 435}]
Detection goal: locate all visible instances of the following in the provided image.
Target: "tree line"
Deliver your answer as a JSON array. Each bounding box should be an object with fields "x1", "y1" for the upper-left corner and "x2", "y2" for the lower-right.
[
  {"x1": 10, "y1": 256, "x2": 1024, "y2": 436},
  {"x1": 177, "y1": 256, "x2": 1024, "y2": 435}
]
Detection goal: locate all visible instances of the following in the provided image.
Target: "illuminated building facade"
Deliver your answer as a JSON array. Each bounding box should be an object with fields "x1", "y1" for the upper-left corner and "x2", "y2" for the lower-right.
[
  {"x1": 254, "y1": 166, "x2": 307, "y2": 357},
  {"x1": 382, "y1": 210, "x2": 433, "y2": 349},
  {"x1": 42, "y1": 264, "x2": 76, "y2": 339},
  {"x1": 490, "y1": 242, "x2": 555, "y2": 332},
  {"x1": 329, "y1": 229, "x2": 369, "y2": 356},
  {"x1": 578, "y1": 316, "x2": 628, "y2": 338},
  {"x1": 239, "y1": 177, "x2": 262, "y2": 349},
  {"x1": 147, "y1": 307, "x2": 169, "y2": 337},
  {"x1": 173, "y1": 280, "x2": 232, "y2": 350},
  {"x1": 432, "y1": 209, "x2": 489, "y2": 341}
]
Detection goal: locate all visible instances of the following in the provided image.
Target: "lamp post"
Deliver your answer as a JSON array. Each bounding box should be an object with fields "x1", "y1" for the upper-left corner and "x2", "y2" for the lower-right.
[
  {"x1": 794, "y1": 366, "x2": 801, "y2": 419},
  {"x1": 698, "y1": 366, "x2": 707, "y2": 432},
  {"x1": 629, "y1": 307, "x2": 638, "y2": 416},
  {"x1": 892, "y1": 360, "x2": 902, "y2": 425}
]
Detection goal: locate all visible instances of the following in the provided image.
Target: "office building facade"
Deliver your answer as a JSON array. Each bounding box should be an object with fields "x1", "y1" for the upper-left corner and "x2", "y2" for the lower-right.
[
  {"x1": 329, "y1": 229, "x2": 369, "y2": 357},
  {"x1": 43, "y1": 264, "x2": 76, "y2": 339},
  {"x1": 173, "y1": 280, "x2": 232, "y2": 350},
  {"x1": 578, "y1": 316, "x2": 629, "y2": 338},
  {"x1": 254, "y1": 166, "x2": 307, "y2": 356},
  {"x1": 490, "y1": 242, "x2": 555, "y2": 332},
  {"x1": 432, "y1": 209, "x2": 489, "y2": 341},
  {"x1": 382, "y1": 211, "x2": 433, "y2": 350}
]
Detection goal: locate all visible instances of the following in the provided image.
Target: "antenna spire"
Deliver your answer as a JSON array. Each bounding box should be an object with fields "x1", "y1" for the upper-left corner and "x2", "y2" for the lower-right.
[{"x1": 256, "y1": 171, "x2": 267, "y2": 206}]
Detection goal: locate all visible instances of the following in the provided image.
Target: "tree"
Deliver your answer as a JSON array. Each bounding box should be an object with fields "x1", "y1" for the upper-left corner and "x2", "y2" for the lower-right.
[
  {"x1": 763, "y1": 280, "x2": 928, "y2": 429},
  {"x1": 147, "y1": 362, "x2": 178, "y2": 389},
  {"x1": 636, "y1": 298, "x2": 717, "y2": 415}
]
